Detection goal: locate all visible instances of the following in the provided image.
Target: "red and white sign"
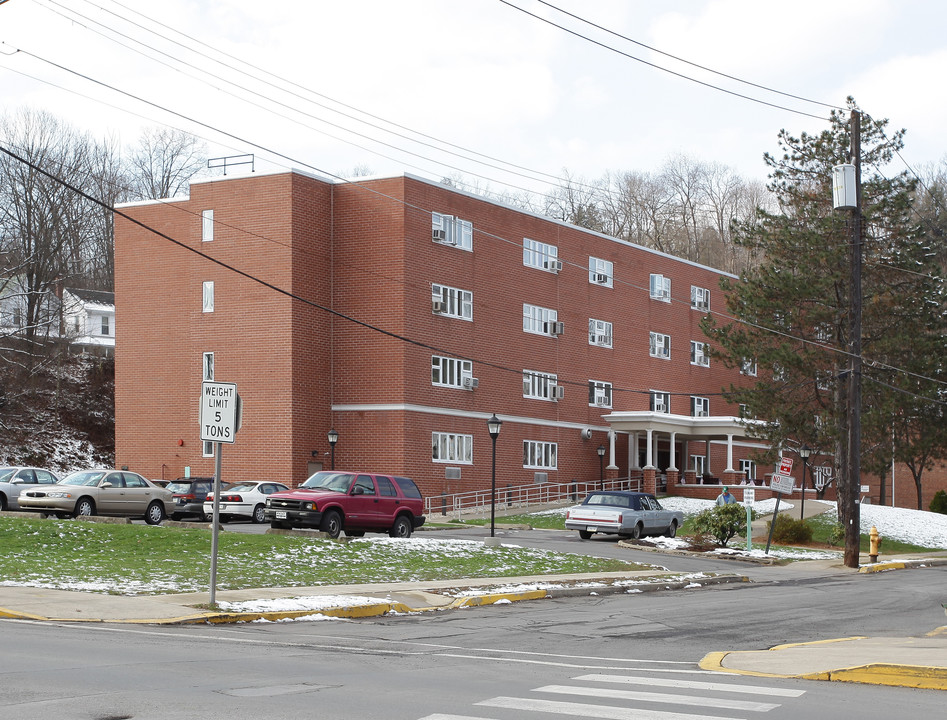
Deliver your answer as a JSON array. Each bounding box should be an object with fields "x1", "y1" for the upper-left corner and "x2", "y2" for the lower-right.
[{"x1": 778, "y1": 457, "x2": 793, "y2": 476}]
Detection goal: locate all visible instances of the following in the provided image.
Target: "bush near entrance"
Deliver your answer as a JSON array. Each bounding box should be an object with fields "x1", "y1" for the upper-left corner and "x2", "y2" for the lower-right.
[{"x1": 691, "y1": 503, "x2": 750, "y2": 547}]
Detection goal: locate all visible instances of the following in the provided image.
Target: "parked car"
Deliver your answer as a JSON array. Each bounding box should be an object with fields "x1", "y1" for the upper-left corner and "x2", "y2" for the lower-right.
[
  {"x1": 17, "y1": 469, "x2": 173, "y2": 524},
  {"x1": 0, "y1": 466, "x2": 62, "y2": 511},
  {"x1": 203, "y1": 481, "x2": 289, "y2": 523},
  {"x1": 264, "y1": 470, "x2": 425, "y2": 538},
  {"x1": 165, "y1": 477, "x2": 221, "y2": 521},
  {"x1": 564, "y1": 491, "x2": 684, "y2": 540}
]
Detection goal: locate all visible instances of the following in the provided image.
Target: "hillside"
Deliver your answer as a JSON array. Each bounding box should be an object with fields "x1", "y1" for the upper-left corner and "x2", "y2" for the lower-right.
[{"x1": 0, "y1": 352, "x2": 114, "y2": 474}]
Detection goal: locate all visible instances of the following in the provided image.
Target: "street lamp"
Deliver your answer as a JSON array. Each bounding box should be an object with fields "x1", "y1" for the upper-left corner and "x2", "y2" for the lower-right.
[
  {"x1": 597, "y1": 444, "x2": 606, "y2": 490},
  {"x1": 327, "y1": 428, "x2": 339, "y2": 470},
  {"x1": 487, "y1": 414, "x2": 502, "y2": 538},
  {"x1": 799, "y1": 444, "x2": 812, "y2": 520}
]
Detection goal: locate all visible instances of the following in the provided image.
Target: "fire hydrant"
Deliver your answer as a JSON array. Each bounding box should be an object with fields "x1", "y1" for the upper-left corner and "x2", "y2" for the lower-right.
[{"x1": 869, "y1": 525, "x2": 881, "y2": 563}]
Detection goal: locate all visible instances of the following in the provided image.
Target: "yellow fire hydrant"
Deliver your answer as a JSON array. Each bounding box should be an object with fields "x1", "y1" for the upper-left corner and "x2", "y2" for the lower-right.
[{"x1": 869, "y1": 525, "x2": 881, "y2": 563}]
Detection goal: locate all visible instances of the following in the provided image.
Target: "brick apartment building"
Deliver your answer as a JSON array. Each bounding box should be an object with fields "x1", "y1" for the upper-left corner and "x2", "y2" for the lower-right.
[{"x1": 114, "y1": 170, "x2": 792, "y2": 504}]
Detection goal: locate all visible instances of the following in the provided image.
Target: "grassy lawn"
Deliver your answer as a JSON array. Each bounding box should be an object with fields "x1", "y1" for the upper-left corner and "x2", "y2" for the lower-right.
[
  {"x1": 805, "y1": 514, "x2": 931, "y2": 554},
  {"x1": 0, "y1": 516, "x2": 649, "y2": 595}
]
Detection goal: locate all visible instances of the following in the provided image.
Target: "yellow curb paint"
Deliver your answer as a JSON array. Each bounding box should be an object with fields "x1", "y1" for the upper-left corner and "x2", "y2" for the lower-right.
[
  {"x1": 769, "y1": 636, "x2": 868, "y2": 650},
  {"x1": 449, "y1": 590, "x2": 548, "y2": 609},
  {"x1": 859, "y1": 562, "x2": 906, "y2": 573},
  {"x1": 0, "y1": 607, "x2": 48, "y2": 621},
  {"x1": 823, "y1": 664, "x2": 947, "y2": 691},
  {"x1": 698, "y1": 652, "x2": 793, "y2": 679}
]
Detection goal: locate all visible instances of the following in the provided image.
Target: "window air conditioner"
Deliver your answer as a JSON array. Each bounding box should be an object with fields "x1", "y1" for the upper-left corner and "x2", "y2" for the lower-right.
[
  {"x1": 595, "y1": 273, "x2": 609, "y2": 284},
  {"x1": 595, "y1": 397, "x2": 609, "y2": 407},
  {"x1": 432, "y1": 300, "x2": 446, "y2": 313},
  {"x1": 552, "y1": 385, "x2": 565, "y2": 400},
  {"x1": 545, "y1": 259, "x2": 563, "y2": 272},
  {"x1": 462, "y1": 377, "x2": 479, "y2": 389},
  {"x1": 551, "y1": 321, "x2": 564, "y2": 336},
  {"x1": 432, "y1": 228, "x2": 447, "y2": 242}
]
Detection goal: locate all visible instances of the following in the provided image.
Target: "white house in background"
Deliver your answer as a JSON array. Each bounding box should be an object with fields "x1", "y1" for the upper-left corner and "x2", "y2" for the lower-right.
[{"x1": 61, "y1": 288, "x2": 115, "y2": 355}]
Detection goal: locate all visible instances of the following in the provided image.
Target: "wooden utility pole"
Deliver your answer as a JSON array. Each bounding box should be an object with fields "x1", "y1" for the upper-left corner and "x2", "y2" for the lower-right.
[{"x1": 845, "y1": 110, "x2": 863, "y2": 569}]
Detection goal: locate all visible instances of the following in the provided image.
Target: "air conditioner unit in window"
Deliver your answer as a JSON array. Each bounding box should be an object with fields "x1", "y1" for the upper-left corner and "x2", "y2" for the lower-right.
[
  {"x1": 462, "y1": 377, "x2": 479, "y2": 389},
  {"x1": 595, "y1": 397, "x2": 610, "y2": 407},
  {"x1": 551, "y1": 321, "x2": 564, "y2": 336},
  {"x1": 545, "y1": 259, "x2": 563, "y2": 272},
  {"x1": 432, "y1": 228, "x2": 447, "y2": 242},
  {"x1": 595, "y1": 273, "x2": 609, "y2": 284},
  {"x1": 432, "y1": 300, "x2": 446, "y2": 313},
  {"x1": 552, "y1": 385, "x2": 565, "y2": 400}
]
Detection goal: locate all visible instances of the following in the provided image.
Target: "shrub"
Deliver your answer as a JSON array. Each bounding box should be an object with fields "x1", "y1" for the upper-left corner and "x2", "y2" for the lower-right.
[
  {"x1": 768, "y1": 514, "x2": 813, "y2": 545},
  {"x1": 692, "y1": 503, "x2": 749, "y2": 547},
  {"x1": 930, "y1": 490, "x2": 947, "y2": 515},
  {"x1": 828, "y1": 521, "x2": 845, "y2": 546}
]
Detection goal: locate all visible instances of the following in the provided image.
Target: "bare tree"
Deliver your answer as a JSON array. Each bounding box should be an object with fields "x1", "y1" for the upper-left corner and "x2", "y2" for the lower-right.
[{"x1": 127, "y1": 126, "x2": 207, "y2": 200}]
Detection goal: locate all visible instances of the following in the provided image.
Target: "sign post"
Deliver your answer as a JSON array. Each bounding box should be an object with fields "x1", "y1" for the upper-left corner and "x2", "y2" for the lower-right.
[
  {"x1": 765, "y1": 462, "x2": 795, "y2": 555},
  {"x1": 199, "y1": 382, "x2": 239, "y2": 608},
  {"x1": 743, "y1": 487, "x2": 755, "y2": 552}
]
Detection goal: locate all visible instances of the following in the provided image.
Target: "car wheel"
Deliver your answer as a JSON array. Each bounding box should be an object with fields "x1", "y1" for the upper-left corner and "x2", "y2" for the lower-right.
[
  {"x1": 74, "y1": 497, "x2": 95, "y2": 518},
  {"x1": 320, "y1": 509, "x2": 343, "y2": 538},
  {"x1": 145, "y1": 501, "x2": 165, "y2": 525},
  {"x1": 388, "y1": 515, "x2": 413, "y2": 538},
  {"x1": 578, "y1": 530, "x2": 592, "y2": 540},
  {"x1": 198, "y1": 512, "x2": 211, "y2": 522},
  {"x1": 631, "y1": 523, "x2": 643, "y2": 540},
  {"x1": 251, "y1": 504, "x2": 265, "y2": 524},
  {"x1": 666, "y1": 520, "x2": 678, "y2": 538}
]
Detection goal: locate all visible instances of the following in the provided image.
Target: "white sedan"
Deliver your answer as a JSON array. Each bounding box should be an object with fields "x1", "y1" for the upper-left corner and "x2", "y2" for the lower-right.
[{"x1": 203, "y1": 481, "x2": 289, "y2": 524}]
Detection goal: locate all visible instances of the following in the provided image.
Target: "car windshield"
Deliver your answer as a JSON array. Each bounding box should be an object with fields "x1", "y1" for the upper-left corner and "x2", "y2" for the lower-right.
[
  {"x1": 61, "y1": 471, "x2": 107, "y2": 487},
  {"x1": 0, "y1": 468, "x2": 18, "y2": 482},
  {"x1": 300, "y1": 471, "x2": 354, "y2": 493}
]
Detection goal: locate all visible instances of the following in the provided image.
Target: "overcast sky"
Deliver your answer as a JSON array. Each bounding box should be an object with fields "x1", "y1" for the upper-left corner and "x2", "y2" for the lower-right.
[{"x1": 2, "y1": 0, "x2": 945, "y2": 196}]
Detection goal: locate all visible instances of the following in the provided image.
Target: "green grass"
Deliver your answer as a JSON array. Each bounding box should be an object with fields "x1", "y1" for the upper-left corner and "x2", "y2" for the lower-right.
[
  {"x1": 806, "y1": 514, "x2": 932, "y2": 554},
  {"x1": 0, "y1": 516, "x2": 648, "y2": 595},
  {"x1": 456, "y1": 511, "x2": 567, "y2": 530}
]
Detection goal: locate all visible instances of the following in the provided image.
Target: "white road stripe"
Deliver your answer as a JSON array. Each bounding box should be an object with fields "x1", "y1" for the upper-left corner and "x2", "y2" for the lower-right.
[
  {"x1": 478, "y1": 696, "x2": 744, "y2": 719},
  {"x1": 537, "y1": 684, "x2": 779, "y2": 712},
  {"x1": 417, "y1": 715, "x2": 497, "y2": 720},
  {"x1": 576, "y1": 673, "x2": 806, "y2": 697}
]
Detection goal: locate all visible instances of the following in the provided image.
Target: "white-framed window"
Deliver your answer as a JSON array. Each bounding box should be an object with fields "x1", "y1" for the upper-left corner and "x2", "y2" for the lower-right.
[
  {"x1": 588, "y1": 380, "x2": 612, "y2": 408},
  {"x1": 201, "y1": 209, "x2": 214, "y2": 242},
  {"x1": 588, "y1": 319, "x2": 613, "y2": 348},
  {"x1": 650, "y1": 390, "x2": 670, "y2": 414},
  {"x1": 739, "y1": 403, "x2": 750, "y2": 418},
  {"x1": 203, "y1": 352, "x2": 215, "y2": 382},
  {"x1": 691, "y1": 285, "x2": 710, "y2": 311},
  {"x1": 432, "y1": 283, "x2": 473, "y2": 320},
  {"x1": 431, "y1": 355, "x2": 474, "y2": 389},
  {"x1": 523, "y1": 238, "x2": 560, "y2": 272},
  {"x1": 202, "y1": 281, "x2": 214, "y2": 313},
  {"x1": 650, "y1": 273, "x2": 670, "y2": 301},
  {"x1": 523, "y1": 440, "x2": 557, "y2": 469},
  {"x1": 649, "y1": 331, "x2": 671, "y2": 359},
  {"x1": 100, "y1": 316, "x2": 110, "y2": 335},
  {"x1": 739, "y1": 458, "x2": 756, "y2": 480},
  {"x1": 691, "y1": 455, "x2": 706, "y2": 475},
  {"x1": 524, "y1": 370, "x2": 560, "y2": 401},
  {"x1": 691, "y1": 395, "x2": 709, "y2": 417},
  {"x1": 741, "y1": 358, "x2": 758, "y2": 376},
  {"x1": 432, "y1": 212, "x2": 473, "y2": 251},
  {"x1": 589, "y1": 257, "x2": 613, "y2": 287},
  {"x1": 690, "y1": 340, "x2": 709, "y2": 367},
  {"x1": 432, "y1": 432, "x2": 473, "y2": 464},
  {"x1": 523, "y1": 304, "x2": 560, "y2": 336}
]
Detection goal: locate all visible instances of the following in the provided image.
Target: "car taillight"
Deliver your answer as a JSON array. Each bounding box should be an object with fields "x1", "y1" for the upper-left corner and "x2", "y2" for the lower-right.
[
  {"x1": 174, "y1": 493, "x2": 196, "y2": 500},
  {"x1": 221, "y1": 494, "x2": 243, "y2": 502}
]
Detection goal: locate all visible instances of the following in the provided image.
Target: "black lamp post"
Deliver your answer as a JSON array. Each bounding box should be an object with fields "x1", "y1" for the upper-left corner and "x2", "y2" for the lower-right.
[
  {"x1": 487, "y1": 414, "x2": 502, "y2": 538},
  {"x1": 327, "y1": 428, "x2": 339, "y2": 470},
  {"x1": 597, "y1": 444, "x2": 606, "y2": 490},
  {"x1": 799, "y1": 444, "x2": 812, "y2": 520}
]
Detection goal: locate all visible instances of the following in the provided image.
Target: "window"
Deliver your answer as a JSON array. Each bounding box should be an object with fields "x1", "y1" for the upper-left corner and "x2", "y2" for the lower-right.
[
  {"x1": 203, "y1": 440, "x2": 215, "y2": 457},
  {"x1": 740, "y1": 459, "x2": 756, "y2": 480},
  {"x1": 741, "y1": 358, "x2": 758, "y2": 376},
  {"x1": 690, "y1": 340, "x2": 709, "y2": 367},
  {"x1": 739, "y1": 403, "x2": 750, "y2": 418},
  {"x1": 588, "y1": 319, "x2": 613, "y2": 347},
  {"x1": 432, "y1": 212, "x2": 473, "y2": 251},
  {"x1": 100, "y1": 316, "x2": 110, "y2": 335},
  {"x1": 202, "y1": 281, "x2": 214, "y2": 313},
  {"x1": 588, "y1": 381, "x2": 612, "y2": 408},
  {"x1": 691, "y1": 285, "x2": 710, "y2": 311},
  {"x1": 432, "y1": 432, "x2": 473, "y2": 464},
  {"x1": 432, "y1": 355, "x2": 474, "y2": 389},
  {"x1": 589, "y1": 257, "x2": 613, "y2": 287},
  {"x1": 649, "y1": 331, "x2": 670, "y2": 359},
  {"x1": 523, "y1": 304, "x2": 560, "y2": 336},
  {"x1": 523, "y1": 238, "x2": 560, "y2": 272},
  {"x1": 649, "y1": 273, "x2": 670, "y2": 301},
  {"x1": 432, "y1": 283, "x2": 473, "y2": 320},
  {"x1": 691, "y1": 395, "x2": 709, "y2": 417},
  {"x1": 691, "y1": 455, "x2": 706, "y2": 475},
  {"x1": 524, "y1": 370, "x2": 560, "y2": 401},
  {"x1": 203, "y1": 352, "x2": 215, "y2": 381},
  {"x1": 202, "y1": 209, "x2": 214, "y2": 242},
  {"x1": 523, "y1": 440, "x2": 557, "y2": 469},
  {"x1": 650, "y1": 390, "x2": 670, "y2": 414}
]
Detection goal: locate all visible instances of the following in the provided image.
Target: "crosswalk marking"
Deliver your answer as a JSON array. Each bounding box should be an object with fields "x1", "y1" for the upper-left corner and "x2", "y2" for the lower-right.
[
  {"x1": 477, "y1": 696, "x2": 745, "y2": 719},
  {"x1": 536, "y1": 684, "x2": 779, "y2": 712},
  {"x1": 576, "y1": 672, "x2": 806, "y2": 697}
]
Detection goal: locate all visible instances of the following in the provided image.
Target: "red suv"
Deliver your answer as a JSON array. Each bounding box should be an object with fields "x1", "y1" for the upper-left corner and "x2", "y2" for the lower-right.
[{"x1": 264, "y1": 471, "x2": 425, "y2": 538}]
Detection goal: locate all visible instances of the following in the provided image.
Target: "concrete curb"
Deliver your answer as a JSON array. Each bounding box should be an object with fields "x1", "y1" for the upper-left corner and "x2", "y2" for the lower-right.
[{"x1": 858, "y1": 557, "x2": 947, "y2": 573}]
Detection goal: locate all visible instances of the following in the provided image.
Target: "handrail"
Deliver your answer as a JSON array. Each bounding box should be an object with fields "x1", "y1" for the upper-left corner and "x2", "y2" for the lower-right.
[{"x1": 424, "y1": 475, "x2": 643, "y2": 519}]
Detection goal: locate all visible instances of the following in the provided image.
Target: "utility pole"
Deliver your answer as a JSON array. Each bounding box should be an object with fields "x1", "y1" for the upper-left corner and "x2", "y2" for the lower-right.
[{"x1": 846, "y1": 110, "x2": 863, "y2": 569}]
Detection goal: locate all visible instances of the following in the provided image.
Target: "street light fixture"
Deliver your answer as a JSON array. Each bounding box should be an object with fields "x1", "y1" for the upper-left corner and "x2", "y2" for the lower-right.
[
  {"x1": 799, "y1": 444, "x2": 812, "y2": 520},
  {"x1": 597, "y1": 444, "x2": 606, "y2": 491},
  {"x1": 487, "y1": 414, "x2": 502, "y2": 538},
  {"x1": 327, "y1": 428, "x2": 339, "y2": 470}
]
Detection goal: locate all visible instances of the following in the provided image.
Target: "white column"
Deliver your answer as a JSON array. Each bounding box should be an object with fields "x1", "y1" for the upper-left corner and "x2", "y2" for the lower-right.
[
  {"x1": 667, "y1": 432, "x2": 678, "y2": 471},
  {"x1": 645, "y1": 429, "x2": 655, "y2": 469},
  {"x1": 607, "y1": 430, "x2": 618, "y2": 470},
  {"x1": 726, "y1": 434, "x2": 735, "y2": 473},
  {"x1": 630, "y1": 432, "x2": 640, "y2": 470}
]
